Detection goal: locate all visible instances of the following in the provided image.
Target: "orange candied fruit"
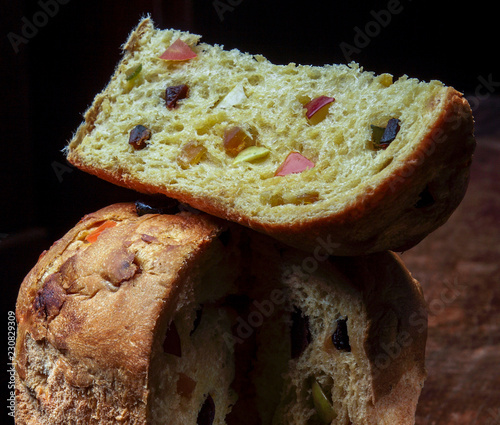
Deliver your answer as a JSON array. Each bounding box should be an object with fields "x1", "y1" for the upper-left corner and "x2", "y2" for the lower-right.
[
  {"x1": 85, "y1": 220, "x2": 117, "y2": 243},
  {"x1": 177, "y1": 141, "x2": 207, "y2": 169},
  {"x1": 223, "y1": 126, "x2": 255, "y2": 157}
]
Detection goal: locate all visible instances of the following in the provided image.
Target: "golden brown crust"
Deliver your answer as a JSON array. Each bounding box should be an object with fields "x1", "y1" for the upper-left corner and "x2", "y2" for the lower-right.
[
  {"x1": 14, "y1": 203, "x2": 224, "y2": 424},
  {"x1": 246, "y1": 88, "x2": 475, "y2": 254},
  {"x1": 67, "y1": 84, "x2": 475, "y2": 256}
]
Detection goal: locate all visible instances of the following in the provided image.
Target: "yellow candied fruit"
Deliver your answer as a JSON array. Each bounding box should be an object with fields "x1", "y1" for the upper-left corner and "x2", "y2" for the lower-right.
[
  {"x1": 177, "y1": 141, "x2": 207, "y2": 169},
  {"x1": 377, "y1": 73, "x2": 393, "y2": 87},
  {"x1": 232, "y1": 146, "x2": 270, "y2": 165}
]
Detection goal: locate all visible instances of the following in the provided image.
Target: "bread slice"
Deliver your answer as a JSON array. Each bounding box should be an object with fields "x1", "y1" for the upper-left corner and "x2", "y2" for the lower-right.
[
  {"x1": 14, "y1": 202, "x2": 427, "y2": 424},
  {"x1": 246, "y1": 233, "x2": 427, "y2": 425},
  {"x1": 66, "y1": 17, "x2": 475, "y2": 255}
]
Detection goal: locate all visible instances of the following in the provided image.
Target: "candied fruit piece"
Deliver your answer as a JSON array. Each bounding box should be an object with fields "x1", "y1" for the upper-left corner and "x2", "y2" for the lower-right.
[
  {"x1": 377, "y1": 73, "x2": 393, "y2": 87},
  {"x1": 304, "y1": 95, "x2": 335, "y2": 124},
  {"x1": 223, "y1": 126, "x2": 255, "y2": 157},
  {"x1": 159, "y1": 39, "x2": 197, "y2": 61},
  {"x1": 177, "y1": 373, "x2": 197, "y2": 398},
  {"x1": 232, "y1": 146, "x2": 270, "y2": 165},
  {"x1": 275, "y1": 152, "x2": 315, "y2": 176},
  {"x1": 177, "y1": 141, "x2": 207, "y2": 169},
  {"x1": 85, "y1": 221, "x2": 117, "y2": 243},
  {"x1": 312, "y1": 378, "x2": 337, "y2": 423},
  {"x1": 125, "y1": 63, "x2": 142, "y2": 81},
  {"x1": 218, "y1": 83, "x2": 247, "y2": 109}
]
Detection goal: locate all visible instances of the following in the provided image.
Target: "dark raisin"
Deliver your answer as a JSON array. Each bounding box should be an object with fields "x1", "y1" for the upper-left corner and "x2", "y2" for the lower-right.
[
  {"x1": 415, "y1": 186, "x2": 435, "y2": 208},
  {"x1": 371, "y1": 118, "x2": 401, "y2": 150},
  {"x1": 290, "y1": 307, "x2": 312, "y2": 359},
  {"x1": 135, "y1": 199, "x2": 179, "y2": 216},
  {"x1": 163, "y1": 321, "x2": 182, "y2": 357},
  {"x1": 197, "y1": 394, "x2": 215, "y2": 425},
  {"x1": 166, "y1": 84, "x2": 189, "y2": 109},
  {"x1": 379, "y1": 118, "x2": 401, "y2": 147},
  {"x1": 129, "y1": 125, "x2": 151, "y2": 150},
  {"x1": 218, "y1": 229, "x2": 232, "y2": 246},
  {"x1": 332, "y1": 318, "x2": 351, "y2": 352},
  {"x1": 190, "y1": 306, "x2": 203, "y2": 336}
]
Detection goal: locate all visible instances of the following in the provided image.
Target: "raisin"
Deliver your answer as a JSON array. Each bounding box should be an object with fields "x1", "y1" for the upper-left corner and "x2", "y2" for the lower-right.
[
  {"x1": 415, "y1": 185, "x2": 435, "y2": 208},
  {"x1": 380, "y1": 118, "x2": 401, "y2": 146},
  {"x1": 129, "y1": 125, "x2": 151, "y2": 150},
  {"x1": 218, "y1": 229, "x2": 232, "y2": 246},
  {"x1": 332, "y1": 318, "x2": 351, "y2": 352},
  {"x1": 197, "y1": 394, "x2": 215, "y2": 425},
  {"x1": 190, "y1": 306, "x2": 203, "y2": 336},
  {"x1": 163, "y1": 321, "x2": 182, "y2": 357},
  {"x1": 290, "y1": 307, "x2": 311, "y2": 359},
  {"x1": 135, "y1": 199, "x2": 179, "y2": 216},
  {"x1": 371, "y1": 118, "x2": 401, "y2": 150},
  {"x1": 165, "y1": 84, "x2": 189, "y2": 109}
]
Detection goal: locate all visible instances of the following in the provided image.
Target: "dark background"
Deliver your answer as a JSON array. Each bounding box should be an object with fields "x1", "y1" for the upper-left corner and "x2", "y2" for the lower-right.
[{"x1": 0, "y1": 0, "x2": 497, "y2": 422}]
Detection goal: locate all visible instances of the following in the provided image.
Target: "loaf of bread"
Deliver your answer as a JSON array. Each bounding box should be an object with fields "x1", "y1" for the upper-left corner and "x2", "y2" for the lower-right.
[
  {"x1": 14, "y1": 202, "x2": 427, "y2": 424},
  {"x1": 66, "y1": 17, "x2": 475, "y2": 255},
  {"x1": 14, "y1": 203, "x2": 241, "y2": 424}
]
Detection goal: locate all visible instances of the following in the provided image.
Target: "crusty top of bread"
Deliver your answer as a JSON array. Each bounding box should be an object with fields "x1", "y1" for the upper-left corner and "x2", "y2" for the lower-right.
[
  {"x1": 66, "y1": 17, "x2": 475, "y2": 255},
  {"x1": 14, "y1": 203, "x2": 228, "y2": 424}
]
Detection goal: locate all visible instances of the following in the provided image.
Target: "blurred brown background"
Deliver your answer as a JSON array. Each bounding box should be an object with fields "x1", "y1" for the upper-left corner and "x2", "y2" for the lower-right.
[{"x1": 1, "y1": 1, "x2": 498, "y2": 423}]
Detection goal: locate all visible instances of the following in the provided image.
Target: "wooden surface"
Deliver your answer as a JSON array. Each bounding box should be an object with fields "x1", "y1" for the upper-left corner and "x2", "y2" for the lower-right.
[{"x1": 403, "y1": 100, "x2": 500, "y2": 425}]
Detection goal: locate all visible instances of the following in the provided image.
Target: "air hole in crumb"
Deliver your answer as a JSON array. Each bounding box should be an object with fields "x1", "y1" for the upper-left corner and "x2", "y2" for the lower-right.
[{"x1": 415, "y1": 185, "x2": 435, "y2": 208}]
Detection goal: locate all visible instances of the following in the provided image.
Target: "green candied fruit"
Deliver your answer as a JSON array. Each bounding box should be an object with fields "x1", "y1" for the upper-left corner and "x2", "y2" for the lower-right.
[
  {"x1": 125, "y1": 63, "x2": 143, "y2": 81},
  {"x1": 312, "y1": 378, "x2": 336, "y2": 423}
]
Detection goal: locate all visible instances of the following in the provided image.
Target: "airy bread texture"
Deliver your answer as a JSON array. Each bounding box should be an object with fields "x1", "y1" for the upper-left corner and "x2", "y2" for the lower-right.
[
  {"x1": 247, "y1": 234, "x2": 427, "y2": 425},
  {"x1": 14, "y1": 203, "x2": 427, "y2": 424},
  {"x1": 66, "y1": 17, "x2": 475, "y2": 255}
]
